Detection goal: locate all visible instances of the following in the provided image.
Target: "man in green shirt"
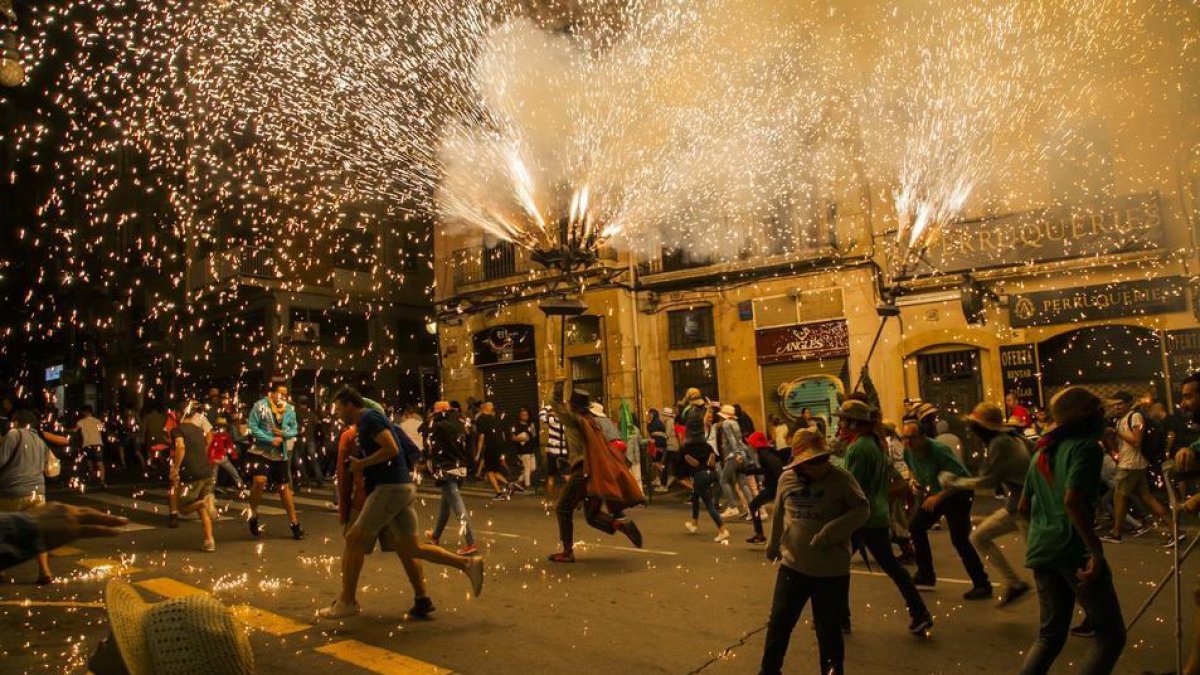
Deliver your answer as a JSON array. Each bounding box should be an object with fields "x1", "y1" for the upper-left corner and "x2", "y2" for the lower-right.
[
  {"x1": 838, "y1": 401, "x2": 931, "y2": 636},
  {"x1": 902, "y1": 418, "x2": 991, "y2": 599},
  {"x1": 1018, "y1": 386, "x2": 1125, "y2": 675}
]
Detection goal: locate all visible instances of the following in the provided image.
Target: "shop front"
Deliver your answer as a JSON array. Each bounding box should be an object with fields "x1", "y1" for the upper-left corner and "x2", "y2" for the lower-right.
[
  {"x1": 474, "y1": 324, "x2": 539, "y2": 417},
  {"x1": 756, "y1": 319, "x2": 850, "y2": 436}
]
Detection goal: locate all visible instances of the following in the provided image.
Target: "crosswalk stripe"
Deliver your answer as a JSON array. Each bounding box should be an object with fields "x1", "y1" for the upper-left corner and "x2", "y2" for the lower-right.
[
  {"x1": 76, "y1": 558, "x2": 142, "y2": 575},
  {"x1": 135, "y1": 578, "x2": 311, "y2": 636},
  {"x1": 74, "y1": 493, "x2": 183, "y2": 528},
  {"x1": 316, "y1": 639, "x2": 452, "y2": 675},
  {"x1": 140, "y1": 489, "x2": 288, "y2": 516},
  {"x1": 49, "y1": 546, "x2": 84, "y2": 557},
  {"x1": 0, "y1": 600, "x2": 105, "y2": 609}
]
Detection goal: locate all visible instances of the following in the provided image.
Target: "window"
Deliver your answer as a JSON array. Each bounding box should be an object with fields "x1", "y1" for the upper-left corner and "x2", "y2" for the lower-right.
[
  {"x1": 331, "y1": 229, "x2": 378, "y2": 272},
  {"x1": 290, "y1": 309, "x2": 370, "y2": 349},
  {"x1": 672, "y1": 357, "x2": 719, "y2": 404},
  {"x1": 482, "y1": 241, "x2": 516, "y2": 280},
  {"x1": 565, "y1": 315, "x2": 602, "y2": 346},
  {"x1": 570, "y1": 355, "x2": 604, "y2": 405},
  {"x1": 668, "y1": 307, "x2": 715, "y2": 350}
]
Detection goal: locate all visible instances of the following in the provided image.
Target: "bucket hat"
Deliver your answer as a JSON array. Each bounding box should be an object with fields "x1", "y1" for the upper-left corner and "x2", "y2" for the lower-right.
[
  {"x1": 965, "y1": 402, "x2": 1012, "y2": 432},
  {"x1": 832, "y1": 399, "x2": 875, "y2": 423}
]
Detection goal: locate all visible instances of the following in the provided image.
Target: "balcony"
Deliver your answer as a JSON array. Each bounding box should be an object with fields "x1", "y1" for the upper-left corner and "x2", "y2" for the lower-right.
[
  {"x1": 187, "y1": 247, "x2": 278, "y2": 292},
  {"x1": 450, "y1": 242, "x2": 623, "y2": 291}
]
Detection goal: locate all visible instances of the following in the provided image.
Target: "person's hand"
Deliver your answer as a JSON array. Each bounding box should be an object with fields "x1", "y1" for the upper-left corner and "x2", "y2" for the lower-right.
[
  {"x1": 766, "y1": 547, "x2": 781, "y2": 563},
  {"x1": 347, "y1": 456, "x2": 365, "y2": 475},
  {"x1": 921, "y1": 495, "x2": 941, "y2": 512},
  {"x1": 271, "y1": 436, "x2": 283, "y2": 447},
  {"x1": 28, "y1": 503, "x2": 128, "y2": 551},
  {"x1": 1076, "y1": 557, "x2": 1102, "y2": 586},
  {"x1": 1178, "y1": 448, "x2": 1196, "y2": 473}
]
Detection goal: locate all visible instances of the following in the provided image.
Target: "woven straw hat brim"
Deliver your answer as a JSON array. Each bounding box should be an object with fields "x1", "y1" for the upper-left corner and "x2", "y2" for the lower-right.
[
  {"x1": 832, "y1": 409, "x2": 874, "y2": 422},
  {"x1": 145, "y1": 595, "x2": 254, "y2": 675},
  {"x1": 784, "y1": 449, "x2": 832, "y2": 470},
  {"x1": 106, "y1": 579, "x2": 156, "y2": 675},
  {"x1": 965, "y1": 412, "x2": 1013, "y2": 432}
]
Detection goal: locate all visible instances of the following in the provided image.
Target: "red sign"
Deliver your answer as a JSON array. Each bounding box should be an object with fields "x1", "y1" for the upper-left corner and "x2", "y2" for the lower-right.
[{"x1": 755, "y1": 320, "x2": 849, "y2": 365}]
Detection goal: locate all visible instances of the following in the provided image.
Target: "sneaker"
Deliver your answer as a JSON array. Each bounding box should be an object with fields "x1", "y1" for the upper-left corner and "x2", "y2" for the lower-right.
[
  {"x1": 425, "y1": 529, "x2": 440, "y2": 547},
  {"x1": 317, "y1": 598, "x2": 361, "y2": 620},
  {"x1": 720, "y1": 507, "x2": 740, "y2": 519},
  {"x1": 248, "y1": 516, "x2": 261, "y2": 538},
  {"x1": 323, "y1": 501, "x2": 338, "y2": 512},
  {"x1": 746, "y1": 534, "x2": 767, "y2": 544},
  {"x1": 1130, "y1": 523, "x2": 1151, "y2": 538},
  {"x1": 908, "y1": 614, "x2": 934, "y2": 635},
  {"x1": 963, "y1": 584, "x2": 994, "y2": 601},
  {"x1": 1098, "y1": 533, "x2": 1122, "y2": 544},
  {"x1": 492, "y1": 493, "x2": 510, "y2": 501},
  {"x1": 1070, "y1": 623, "x2": 1095, "y2": 638},
  {"x1": 742, "y1": 512, "x2": 753, "y2": 522},
  {"x1": 168, "y1": 512, "x2": 180, "y2": 529},
  {"x1": 202, "y1": 539, "x2": 216, "y2": 552},
  {"x1": 35, "y1": 575, "x2": 54, "y2": 586},
  {"x1": 548, "y1": 551, "x2": 576, "y2": 563},
  {"x1": 408, "y1": 596, "x2": 436, "y2": 619},
  {"x1": 684, "y1": 520, "x2": 698, "y2": 534},
  {"x1": 616, "y1": 519, "x2": 643, "y2": 549},
  {"x1": 457, "y1": 544, "x2": 479, "y2": 556},
  {"x1": 913, "y1": 574, "x2": 936, "y2": 589},
  {"x1": 290, "y1": 522, "x2": 305, "y2": 540},
  {"x1": 1162, "y1": 532, "x2": 1187, "y2": 549},
  {"x1": 465, "y1": 556, "x2": 485, "y2": 597},
  {"x1": 714, "y1": 529, "x2": 731, "y2": 543},
  {"x1": 508, "y1": 482, "x2": 527, "y2": 493},
  {"x1": 997, "y1": 582, "x2": 1031, "y2": 608}
]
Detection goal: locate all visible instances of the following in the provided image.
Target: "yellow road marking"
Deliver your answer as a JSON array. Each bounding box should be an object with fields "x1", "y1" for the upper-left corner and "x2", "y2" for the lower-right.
[
  {"x1": 135, "y1": 578, "x2": 310, "y2": 635},
  {"x1": 49, "y1": 546, "x2": 84, "y2": 557},
  {"x1": 76, "y1": 558, "x2": 141, "y2": 575},
  {"x1": 0, "y1": 600, "x2": 105, "y2": 608},
  {"x1": 231, "y1": 604, "x2": 310, "y2": 636},
  {"x1": 316, "y1": 639, "x2": 453, "y2": 675}
]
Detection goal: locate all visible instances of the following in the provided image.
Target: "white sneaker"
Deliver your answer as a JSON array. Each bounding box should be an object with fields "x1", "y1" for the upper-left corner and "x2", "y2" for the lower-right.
[
  {"x1": 202, "y1": 539, "x2": 215, "y2": 552},
  {"x1": 714, "y1": 529, "x2": 731, "y2": 543},
  {"x1": 684, "y1": 520, "x2": 698, "y2": 534},
  {"x1": 317, "y1": 598, "x2": 361, "y2": 620},
  {"x1": 720, "y1": 507, "x2": 740, "y2": 519},
  {"x1": 465, "y1": 556, "x2": 485, "y2": 598}
]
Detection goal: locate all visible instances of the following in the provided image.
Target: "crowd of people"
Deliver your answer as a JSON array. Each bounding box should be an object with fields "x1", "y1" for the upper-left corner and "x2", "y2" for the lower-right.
[{"x1": 1, "y1": 370, "x2": 1199, "y2": 675}]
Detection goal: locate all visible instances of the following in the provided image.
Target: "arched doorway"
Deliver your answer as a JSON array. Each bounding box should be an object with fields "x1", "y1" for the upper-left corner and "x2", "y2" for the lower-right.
[{"x1": 1038, "y1": 325, "x2": 1164, "y2": 402}]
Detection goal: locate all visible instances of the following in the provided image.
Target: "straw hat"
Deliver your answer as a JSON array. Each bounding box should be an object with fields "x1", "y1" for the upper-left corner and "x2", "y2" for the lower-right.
[
  {"x1": 965, "y1": 402, "x2": 1012, "y2": 432},
  {"x1": 832, "y1": 399, "x2": 875, "y2": 423},
  {"x1": 718, "y1": 404, "x2": 737, "y2": 420},
  {"x1": 105, "y1": 578, "x2": 253, "y2": 675},
  {"x1": 588, "y1": 401, "x2": 606, "y2": 417},
  {"x1": 784, "y1": 428, "x2": 830, "y2": 468},
  {"x1": 1049, "y1": 386, "x2": 1104, "y2": 426},
  {"x1": 904, "y1": 399, "x2": 939, "y2": 422}
]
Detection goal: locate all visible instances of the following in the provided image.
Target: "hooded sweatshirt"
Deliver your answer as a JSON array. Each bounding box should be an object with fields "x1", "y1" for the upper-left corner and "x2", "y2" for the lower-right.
[{"x1": 767, "y1": 465, "x2": 870, "y2": 578}]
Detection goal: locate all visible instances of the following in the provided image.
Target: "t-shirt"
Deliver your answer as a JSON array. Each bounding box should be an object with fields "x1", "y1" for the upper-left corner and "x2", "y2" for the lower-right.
[
  {"x1": 843, "y1": 435, "x2": 890, "y2": 529},
  {"x1": 1024, "y1": 433, "x2": 1104, "y2": 570},
  {"x1": 540, "y1": 407, "x2": 566, "y2": 456},
  {"x1": 171, "y1": 421, "x2": 211, "y2": 481},
  {"x1": 399, "y1": 417, "x2": 425, "y2": 450},
  {"x1": 355, "y1": 408, "x2": 412, "y2": 493},
  {"x1": 476, "y1": 414, "x2": 506, "y2": 453},
  {"x1": 77, "y1": 416, "x2": 104, "y2": 448},
  {"x1": 0, "y1": 429, "x2": 49, "y2": 499},
  {"x1": 904, "y1": 439, "x2": 969, "y2": 494},
  {"x1": 1010, "y1": 404, "x2": 1032, "y2": 428},
  {"x1": 1115, "y1": 411, "x2": 1147, "y2": 470}
]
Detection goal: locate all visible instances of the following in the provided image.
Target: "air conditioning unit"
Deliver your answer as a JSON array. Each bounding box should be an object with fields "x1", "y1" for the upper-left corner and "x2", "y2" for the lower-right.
[{"x1": 290, "y1": 321, "x2": 320, "y2": 343}]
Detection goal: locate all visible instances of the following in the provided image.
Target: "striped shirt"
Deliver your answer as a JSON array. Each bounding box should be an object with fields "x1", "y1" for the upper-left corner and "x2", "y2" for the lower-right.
[{"x1": 539, "y1": 406, "x2": 566, "y2": 456}]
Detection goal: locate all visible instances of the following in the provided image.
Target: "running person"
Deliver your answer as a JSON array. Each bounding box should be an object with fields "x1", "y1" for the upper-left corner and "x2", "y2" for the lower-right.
[
  {"x1": 75, "y1": 406, "x2": 106, "y2": 489},
  {"x1": 246, "y1": 383, "x2": 303, "y2": 540},
  {"x1": 167, "y1": 405, "x2": 218, "y2": 552},
  {"x1": 426, "y1": 401, "x2": 477, "y2": 555}
]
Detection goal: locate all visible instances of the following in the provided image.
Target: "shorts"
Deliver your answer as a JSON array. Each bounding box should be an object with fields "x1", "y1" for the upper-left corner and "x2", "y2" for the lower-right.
[
  {"x1": 342, "y1": 510, "x2": 377, "y2": 554},
  {"x1": 545, "y1": 454, "x2": 568, "y2": 478},
  {"x1": 0, "y1": 493, "x2": 46, "y2": 512},
  {"x1": 246, "y1": 454, "x2": 290, "y2": 486},
  {"x1": 178, "y1": 477, "x2": 215, "y2": 505},
  {"x1": 353, "y1": 483, "x2": 417, "y2": 552},
  {"x1": 83, "y1": 445, "x2": 104, "y2": 462},
  {"x1": 483, "y1": 448, "x2": 507, "y2": 474},
  {"x1": 1114, "y1": 468, "x2": 1151, "y2": 497}
]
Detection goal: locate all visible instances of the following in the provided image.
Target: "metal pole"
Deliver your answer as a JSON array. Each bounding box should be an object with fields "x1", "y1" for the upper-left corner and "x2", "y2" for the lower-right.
[{"x1": 852, "y1": 314, "x2": 892, "y2": 393}]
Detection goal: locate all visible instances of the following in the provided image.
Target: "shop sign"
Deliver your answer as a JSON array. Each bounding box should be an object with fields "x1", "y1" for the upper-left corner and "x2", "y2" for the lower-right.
[
  {"x1": 1008, "y1": 277, "x2": 1187, "y2": 328},
  {"x1": 472, "y1": 324, "x2": 535, "y2": 366},
  {"x1": 1000, "y1": 344, "x2": 1042, "y2": 407},
  {"x1": 755, "y1": 320, "x2": 849, "y2": 365},
  {"x1": 910, "y1": 192, "x2": 1163, "y2": 276},
  {"x1": 1166, "y1": 329, "x2": 1200, "y2": 387}
]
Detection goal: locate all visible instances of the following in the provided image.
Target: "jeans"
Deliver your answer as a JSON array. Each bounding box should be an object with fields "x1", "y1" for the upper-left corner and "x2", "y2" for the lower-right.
[
  {"x1": 969, "y1": 506, "x2": 1028, "y2": 588},
  {"x1": 212, "y1": 456, "x2": 244, "y2": 489},
  {"x1": 859, "y1": 526, "x2": 928, "y2": 619},
  {"x1": 691, "y1": 469, "x2": 724, "y2": 527},
  {"x1": 909, "y1": 491, "x2": 989, "y2": 587},
  {"x1": 1019, "y1": 565, "x2": 1126, "y2": 675},
  {"x1": 433, "y1": 479, "x2": 475, "y2": 547},
  {"x1": 292, "y1": 439, "x2": 325, "y2": 485},
  {"x1": 760, "y1": 566, "x2": 849, "y2": 675},
  {"x1": 555, "y1": 471, "x2": 621, "y2": 551},
  {"x1": 720, "y1": 457, "x2": 752, "y2": 510},
  {"x1": 749, "y1": 485, "x2": 776, "y2": 537}
]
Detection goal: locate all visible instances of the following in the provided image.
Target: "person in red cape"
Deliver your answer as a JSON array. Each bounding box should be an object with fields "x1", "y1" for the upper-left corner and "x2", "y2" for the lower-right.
[{"x1": 548, "y1": 385, "x2": 644, "y2": 563}]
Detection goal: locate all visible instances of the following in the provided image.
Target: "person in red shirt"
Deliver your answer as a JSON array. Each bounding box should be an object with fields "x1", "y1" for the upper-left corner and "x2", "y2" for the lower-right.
[
  {"x1": 1005, "y1": 392, "x2": 1032, "y2": 429},
  {"x1": 335, "y1": 424, "x2": 366, "y2": 528}
]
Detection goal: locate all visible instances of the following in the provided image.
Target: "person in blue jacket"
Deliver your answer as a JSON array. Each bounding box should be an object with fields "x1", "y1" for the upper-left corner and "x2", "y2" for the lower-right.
[{"x1": 246, "y1": 382, "x2": 303, "y2": 540}]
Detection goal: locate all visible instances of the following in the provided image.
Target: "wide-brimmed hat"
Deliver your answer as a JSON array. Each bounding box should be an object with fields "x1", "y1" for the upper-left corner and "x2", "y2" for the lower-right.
[
  {"x1": 784, "y1": 446, "x2": 832, "y2": 470},
  {"x1": 588, "y1": 401, "x2": 606, "y2": 417},
  {"x1": 832, "y1": 399, "x2": 875, "y2": 423},
  {"x1": 1049, "y1": 386, "x2": 1104, "y2": 426},
  {"x1": 1108, "y1": 391, "x2": 1134, "y2": 405},
  {"x1": 964, "y1": 402, "x2": 1012, "y2": 432},
  {"x1": 746, "y1": 431, "x2": 772, "y2": 450},
  {"x1": 718, "y1": 404, "x2": 737, "y2": 420},
  {"x1": 785, "y1": 428, "x2": 830, "y2": 468},
  {"x1": 569, "y1": 389, "x2": 591, "y2": 410},
  {"x1": 105, "y1": 578, "x2": 253, "y2": 675},
  {"x1": 661, "y1": 406, "x2": 675, "y2": 417}
]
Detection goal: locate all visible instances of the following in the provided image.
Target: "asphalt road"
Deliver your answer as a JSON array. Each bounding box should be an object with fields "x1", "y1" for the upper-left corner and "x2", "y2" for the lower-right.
[{"x1": 0, "y1": 480, "x2": 1192, "y2": 674}]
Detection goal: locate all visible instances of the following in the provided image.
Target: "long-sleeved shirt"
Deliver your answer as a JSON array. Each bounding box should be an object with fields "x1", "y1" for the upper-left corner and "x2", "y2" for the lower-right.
[
  {"x1": 904, "y1": 439, "x2": 969, "y2": 494},
  {"x1": 767, "y1": 466, "x2": 870, "y2": 578},
  {"x1": 551, "y1": 401, "x2": 589, "y2": 470},
  {"x1": 842, "y1": 435, "x2": 891, "y2": 529},
  {"x1": 247, "y1": 398, "x2": 298, "y2": 459},
  {"x1": 946, "y1": 432, "x2": 1030, "y2": 511},
  {"x1": 0, "y1": 512, "x2": 43, "y2": 570}
]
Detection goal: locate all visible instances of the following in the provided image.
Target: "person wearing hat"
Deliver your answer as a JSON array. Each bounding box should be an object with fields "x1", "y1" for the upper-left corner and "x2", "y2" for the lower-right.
[
  {"x1": 901, "y1": 417, "x2": 992, "y2": 598},
  {"x1": 89, "y1": 578, "x2": 254, "y2": 675},
  {"x1": 425, "y1": 400, "x2": 477, "y2": 557},
  {"x1": 761, "y1": 428, "x2": 869, "y2": 675},
  {"x1": 1017, "y1": 386, "x2": 1126, "y2": 674},
  {"x1": 837, "y1": 400, "x2": 933, "y2": 636},
  {"x1": 716, "y1": 404, "x2": 755, "y2": 520},
  {"x1": 744, "y1": 431, "x2": 787, "y2": 544},
  {"x1": 1102, "y1": 390, "x2": 1172, "y2": 545},
  {"x1": 547, "y1": 384, "x2": 644, "y2": 563},
  {"x1": 942, "y1": 401, "x2": 1034, "y2": 607}
]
